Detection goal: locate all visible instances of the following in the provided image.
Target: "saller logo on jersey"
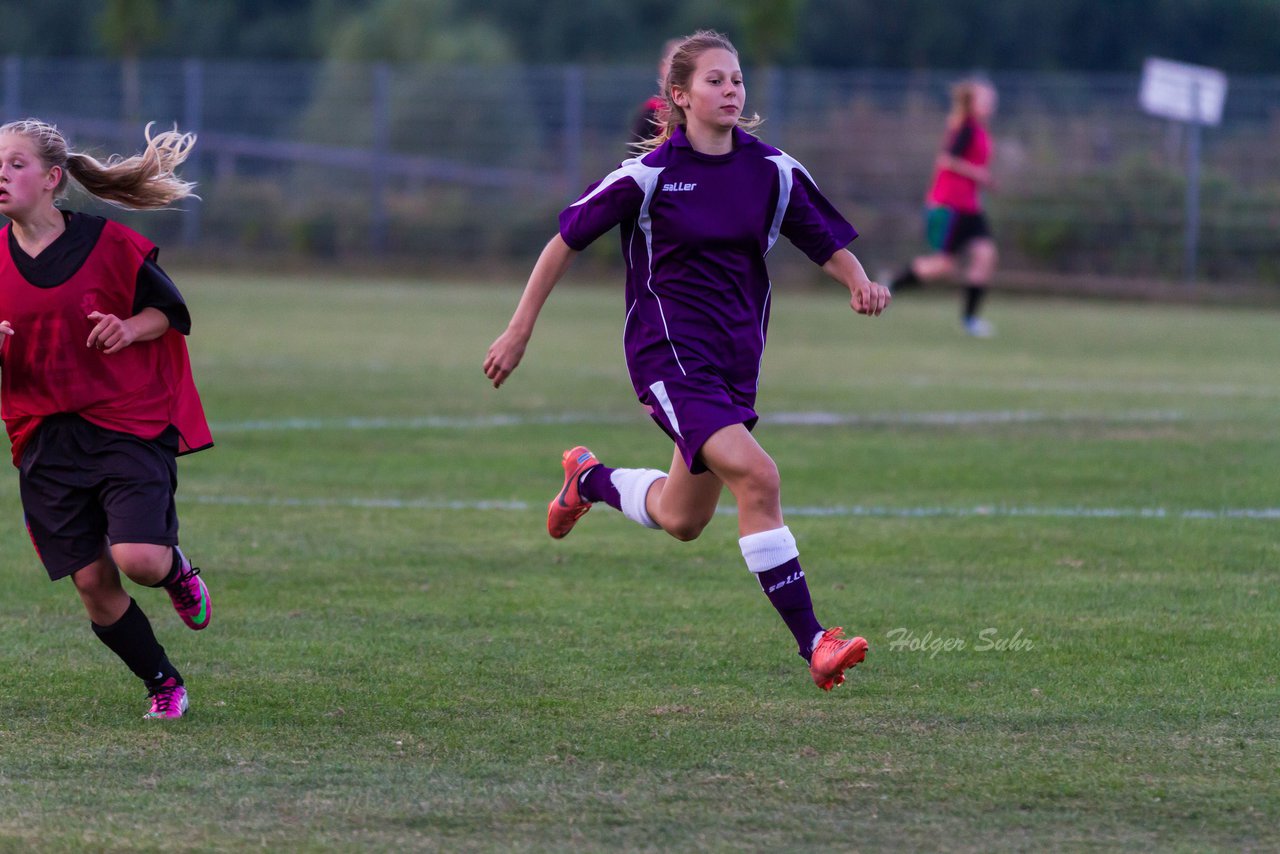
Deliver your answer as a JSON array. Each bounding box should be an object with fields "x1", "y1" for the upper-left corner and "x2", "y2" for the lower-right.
[{"x1": 662, "y1": 182, "x2": 697, "y2": 192}]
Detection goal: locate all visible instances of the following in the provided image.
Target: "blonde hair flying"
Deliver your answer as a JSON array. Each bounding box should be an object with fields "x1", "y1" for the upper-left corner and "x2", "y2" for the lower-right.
[{"x1": 0, "y1": 119, "x2": 197, "y2": 210}]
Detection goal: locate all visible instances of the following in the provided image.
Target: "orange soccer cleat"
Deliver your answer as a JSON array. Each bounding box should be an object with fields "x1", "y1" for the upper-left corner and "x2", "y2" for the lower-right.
[
  {"x1": 547, "y1": 446, "x2": 600, "y2": 539},
  {"x1": 809, "y1": 627, "x2": 868, "y2": 691}
]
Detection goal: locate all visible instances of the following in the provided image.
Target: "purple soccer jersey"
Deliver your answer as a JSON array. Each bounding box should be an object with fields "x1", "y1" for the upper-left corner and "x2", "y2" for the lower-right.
[{"x1": 558, "y1": 125, "x2": 857, "y2": 470}]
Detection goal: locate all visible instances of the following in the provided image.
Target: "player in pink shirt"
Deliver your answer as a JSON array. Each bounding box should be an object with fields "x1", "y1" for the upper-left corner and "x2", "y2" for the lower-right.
[{"x1": 890, "y1": 79, "x2": 999, "y2": 337}]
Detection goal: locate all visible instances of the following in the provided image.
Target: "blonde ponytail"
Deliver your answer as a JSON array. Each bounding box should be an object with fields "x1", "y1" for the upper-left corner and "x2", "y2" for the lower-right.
[
  {"x1": 64, "y1": 123, "x2": 197, "y2": 209},
  {"x1": 0, "y1": 119, "x2": 198, "y2": 210}
]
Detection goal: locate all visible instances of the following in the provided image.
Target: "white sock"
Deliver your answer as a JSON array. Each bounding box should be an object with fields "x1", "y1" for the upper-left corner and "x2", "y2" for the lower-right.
[
  {"x1": 611, "y1": 468, "x2": 665, "y2": 529},
  {"x1": 737, "y1": 526, "x2": 799, "y2": 574}
]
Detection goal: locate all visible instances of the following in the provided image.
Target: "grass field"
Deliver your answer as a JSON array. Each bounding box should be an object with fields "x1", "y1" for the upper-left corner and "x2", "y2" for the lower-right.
[{"x1": 1, "y1": 273, "x2": 1278, "y2": 852}]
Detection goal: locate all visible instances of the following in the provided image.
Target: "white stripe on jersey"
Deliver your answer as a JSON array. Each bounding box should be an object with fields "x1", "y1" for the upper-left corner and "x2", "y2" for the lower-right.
[
  {"x1": 634, "y1": 168, "x2": 690, "y2": 376},
  {"x1": 590, "y1": 158, "x2": 689, "y2": 377},
  {"x1": 764, "y1": 152, "x2": 820, "y2": 255},
  {"x1": 570, "y1": 157, "x2": 664, "y2": 208},
  {"x1": 648, "y1": 380, "x2": 683, "y2": 437},
  {"x1": 757, "y1": 152, "x2": 821, "y2": 390}
]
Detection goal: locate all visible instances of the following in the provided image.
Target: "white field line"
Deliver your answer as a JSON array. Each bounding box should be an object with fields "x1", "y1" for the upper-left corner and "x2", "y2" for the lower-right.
[
  {"x1": 764, "y1": 409, "x2": 1185, "y2": 426},
  {"x1": 210, "y1": 409, "x2": 1189, "y2": 433},
  {"x1": 183, "y1": 493, "x2": 1280, "y2": 521},
  {"x1": 211, "y1": 412, "x2": 632, "y2": 432},
  {"x1": 897, "y1": 375, "x2": 1280, "y2": 399}
]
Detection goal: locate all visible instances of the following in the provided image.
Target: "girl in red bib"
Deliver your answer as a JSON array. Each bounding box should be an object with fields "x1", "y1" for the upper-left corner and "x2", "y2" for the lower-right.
[{"x1": 0, "y1": 119, "x2": 212, "y2": 720}]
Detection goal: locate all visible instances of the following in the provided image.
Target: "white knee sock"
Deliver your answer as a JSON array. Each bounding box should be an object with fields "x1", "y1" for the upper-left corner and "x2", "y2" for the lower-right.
[
  {"x1": 611, "y1": 468, "x2": 665, "y2": 529},
  {"x1": 737, "y1": 526, "x2": 799, "y2": 573}
]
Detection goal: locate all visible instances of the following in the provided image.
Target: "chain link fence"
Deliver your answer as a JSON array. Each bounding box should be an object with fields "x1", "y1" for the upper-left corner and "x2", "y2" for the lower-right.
[{"x1": 5, "y1": 57, "x2": 1279, "y2": 284}]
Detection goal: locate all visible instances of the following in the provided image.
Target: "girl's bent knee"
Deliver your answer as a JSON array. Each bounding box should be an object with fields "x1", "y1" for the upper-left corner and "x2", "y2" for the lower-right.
[
  {"x1": 665, "y1": 518, "x2": 710, "y2": 542},
  {"x1": 111, "y1": 544, "x2": 172, "y2": 584},
  {"x1": 741, "y1": 465, "x2": 780, "y2": 506}
]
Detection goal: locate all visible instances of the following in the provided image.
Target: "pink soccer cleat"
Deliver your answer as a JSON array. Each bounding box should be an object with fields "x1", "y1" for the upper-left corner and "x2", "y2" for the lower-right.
[
  {"x1": 165, "y1": 547, "x2": 211, "y2": 631},
  {"x1": 143, "y1": 678, "x2": 189, "y2": 719}
]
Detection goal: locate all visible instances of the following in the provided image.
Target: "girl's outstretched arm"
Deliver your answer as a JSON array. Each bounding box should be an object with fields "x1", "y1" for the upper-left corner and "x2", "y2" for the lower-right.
[
  {"x1": 822, "y1": 248, "x2": 891, "y2": 317},
  {"x1": 935, "y1": 153, "x2": 993, "y2": 188},
  {"x1": 483, "y1": 234, "x2": 579, "y2": 388}
]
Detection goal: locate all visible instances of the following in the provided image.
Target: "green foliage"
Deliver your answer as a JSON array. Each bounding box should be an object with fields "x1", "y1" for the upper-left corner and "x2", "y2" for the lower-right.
[
  {"x1": 4, "y1": 0, "x2": 1280, "y2": 70},
  {"x1": 95, "y1": 0, "x2": 164, "y2": 58},
  {"x1": 730, "y1": 0, "x2": 805, "y2": 66},
  {"x1": 326, "y1": 0, "x2": 513, "y2": 64},
  {"x1": 998, "y1": 155, "x2": 1280, "y2": 281}
]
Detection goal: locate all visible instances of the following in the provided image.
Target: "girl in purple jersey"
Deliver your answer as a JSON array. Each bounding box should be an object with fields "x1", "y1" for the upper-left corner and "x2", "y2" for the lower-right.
[{"x1": 484, "y1": 30, "x2": 890, "y2": 691}]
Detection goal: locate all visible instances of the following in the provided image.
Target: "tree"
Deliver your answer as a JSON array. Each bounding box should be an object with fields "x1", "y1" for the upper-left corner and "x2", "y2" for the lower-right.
[
  {"x1": 97, "y1": 0, "x2": 165, "y2": 124},
  {"x1": 732, "y1": 0, "x2": 805, "y2": 67},
  {"x1": 326, "y1": 0, "x2": 512, "y2": 64}
]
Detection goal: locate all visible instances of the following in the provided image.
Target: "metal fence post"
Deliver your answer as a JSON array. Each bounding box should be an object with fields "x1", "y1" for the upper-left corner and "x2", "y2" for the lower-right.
[
  {"x1": 563, "y1": 65, "x2": 583, "y2": 193},
  {"x1": 763, "y1": 65, "x2": 783, "y2": 148},
  {"x1": 1184, "y1": 80, "x2": 1202, "y2": 284},
  {"x1": 370, "y1": 63, "x2": 391, "y2": 254},
  {"x1": 182, "y1": 58, "x2": 204, "y2": 248},
  {"x1": 3, "y1": 56, "x2": 19, "y2": 120}
]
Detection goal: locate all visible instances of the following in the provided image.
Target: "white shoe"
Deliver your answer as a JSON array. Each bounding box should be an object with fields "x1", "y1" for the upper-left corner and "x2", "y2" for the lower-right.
[{"x1": 963, "y1": 318, "x2": 995, "y2": 338}]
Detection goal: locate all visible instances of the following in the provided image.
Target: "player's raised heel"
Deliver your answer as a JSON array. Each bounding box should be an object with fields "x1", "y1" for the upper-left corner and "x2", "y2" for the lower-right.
[
  {"x1": 547, "y1": 446, "x2": 600, "y2": 539},
  {"x1": 165, "y1": 547, "x2": 211, "y2": 631},
  {"x1": 809, "y1": 627, "x2": 868, "y2": 691}
]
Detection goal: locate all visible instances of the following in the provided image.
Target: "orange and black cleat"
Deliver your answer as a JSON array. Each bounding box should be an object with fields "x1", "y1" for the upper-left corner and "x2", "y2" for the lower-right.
[{"x1": 547, "y1": 446, "x2": 601, "y2": 539}]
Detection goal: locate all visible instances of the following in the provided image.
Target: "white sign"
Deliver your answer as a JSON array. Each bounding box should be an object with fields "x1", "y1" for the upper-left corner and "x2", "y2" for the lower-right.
[{"x1": 1140, "y1": 57, "x2": 1227, "y2": 126}]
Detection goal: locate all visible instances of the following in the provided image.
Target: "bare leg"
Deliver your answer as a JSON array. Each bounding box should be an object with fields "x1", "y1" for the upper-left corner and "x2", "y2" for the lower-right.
[
  {"x1": 964, "y1": 237, "x2": 998, "y2": 284},
  {"x1": 639, "y1": 424, "x2": 784, "y2": 540},
  {"x1": 911, "y1": 252, "x2": 959, "y2": 282},
  {"x1": 645, "y1": 447, "x2": 724, "y2": 542},
  {"x1": 694, "y1": 424, "x2": 784, "y2": 536},
  {"x1": 109, "y1": 542, "x2": 174, "y2": 587},
  {"x1": 70, "y1": 550, "x2": 131, "y2": 626}
]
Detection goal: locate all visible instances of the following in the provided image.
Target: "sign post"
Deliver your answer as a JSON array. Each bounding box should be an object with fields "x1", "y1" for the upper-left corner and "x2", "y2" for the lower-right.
[{"x1": 1139, "y1": 58, "x2": 1228, "y2": 284}]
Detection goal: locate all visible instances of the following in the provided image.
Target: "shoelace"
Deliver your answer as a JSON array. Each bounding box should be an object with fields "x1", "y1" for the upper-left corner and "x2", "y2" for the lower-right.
[
  {"x1": 815, "y1": 629, "x2": 843, "y2": 651},
  {"x1": 168, "y1": 566, "x2": 202, "y2": 609},
  {"x1": 149, "y1": 684, "x2": 181, "y2": 714}
]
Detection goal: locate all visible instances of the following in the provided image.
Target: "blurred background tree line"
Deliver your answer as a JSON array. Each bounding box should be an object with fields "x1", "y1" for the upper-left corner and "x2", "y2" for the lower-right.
[
  {"x1": 3, "y1": 0, "x2": 1278, "y2": 285},
  {"x1": 2, "y1": 0, "x2": 1278, "y2": 73}
]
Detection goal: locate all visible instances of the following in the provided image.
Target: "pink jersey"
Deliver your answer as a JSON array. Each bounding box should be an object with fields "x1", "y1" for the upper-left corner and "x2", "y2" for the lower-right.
[{"x1": 927, "y1": 119, "x2": 991, "y2": 213}]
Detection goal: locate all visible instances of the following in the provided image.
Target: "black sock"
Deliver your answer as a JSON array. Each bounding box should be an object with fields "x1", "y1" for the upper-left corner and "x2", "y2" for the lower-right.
[
  {"x1": 148, "y1": 547, "x2": 183, "y2": 588},
  {"x1": 890, "y1": 266, "x2": 921, "y2": 291},
  {"x1": 963, "y1": 285, "x2": 987, "y2": 321},
  {"x1": 91, "y1": 598, "x2": 182, "y2": 689}
]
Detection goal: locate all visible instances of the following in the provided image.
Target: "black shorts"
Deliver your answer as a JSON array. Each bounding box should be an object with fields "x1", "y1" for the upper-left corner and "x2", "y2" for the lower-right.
[
  {"x1": 18, "y1": 415, "x2": 180, "y2": 581},
  {"x1": 925, "y1": 206, "x2": 992, "y2": 254}
]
